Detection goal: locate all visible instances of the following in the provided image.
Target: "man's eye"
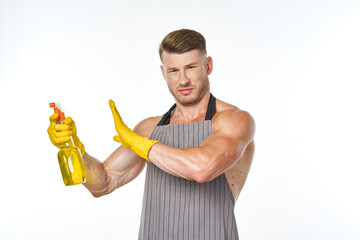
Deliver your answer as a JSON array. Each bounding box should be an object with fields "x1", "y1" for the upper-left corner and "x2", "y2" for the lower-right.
[{"x1": 169, "y1": 70, "x2": 177, "y2": 73}]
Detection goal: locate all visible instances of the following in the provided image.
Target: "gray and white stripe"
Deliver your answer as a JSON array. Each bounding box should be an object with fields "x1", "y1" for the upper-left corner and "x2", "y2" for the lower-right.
[{"x1": 138, "y1": 120, "x2": 239, "y2": 240}]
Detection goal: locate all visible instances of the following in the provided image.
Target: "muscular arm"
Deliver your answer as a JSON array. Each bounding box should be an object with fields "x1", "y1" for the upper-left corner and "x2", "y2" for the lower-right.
[
  {"x1": 82, "y1": 148, "x2": 146, "y2": 197},
  {"x1": 82, "y1": 117, "x2": 158, "y2": 197},
  {"x1": 148, "y1": 110, "x2": 255, "y2": 183}
]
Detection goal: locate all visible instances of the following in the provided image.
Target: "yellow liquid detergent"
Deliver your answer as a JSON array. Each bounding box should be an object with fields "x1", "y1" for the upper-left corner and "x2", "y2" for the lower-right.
[
  {"x1": 50, "y1": 102, "x2": 87, "y2": 186},
  {"x1": 58, "y1": 143, "x2": 87, "y2": 186}
]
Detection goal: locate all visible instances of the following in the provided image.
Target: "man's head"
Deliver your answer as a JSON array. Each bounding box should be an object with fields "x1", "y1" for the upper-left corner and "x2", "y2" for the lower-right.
[{"x1": 159, "y1": 29, "x2": 212, "y2": 106}]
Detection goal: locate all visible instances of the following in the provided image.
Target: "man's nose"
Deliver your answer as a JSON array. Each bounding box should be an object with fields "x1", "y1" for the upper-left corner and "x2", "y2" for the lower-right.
[{"x1": 179, "y1": 69, "x2": 191, "y2": 85}]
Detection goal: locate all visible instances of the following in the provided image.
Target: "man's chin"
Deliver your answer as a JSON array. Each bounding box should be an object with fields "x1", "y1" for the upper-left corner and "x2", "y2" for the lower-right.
[{"x1": 176, "y1": 95, "x2": 200, "y2": 106}]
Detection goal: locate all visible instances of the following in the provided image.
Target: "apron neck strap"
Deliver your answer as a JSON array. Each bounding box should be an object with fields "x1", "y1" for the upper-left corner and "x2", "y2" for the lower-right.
[{"x1": 157, "y1": 93, "x2": 216, "y2": 126}]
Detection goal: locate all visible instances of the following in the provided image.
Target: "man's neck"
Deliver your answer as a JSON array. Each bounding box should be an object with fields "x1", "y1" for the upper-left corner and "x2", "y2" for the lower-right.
[{"x1": 171, "y1": 91, "x2": 211, "y2": 123}]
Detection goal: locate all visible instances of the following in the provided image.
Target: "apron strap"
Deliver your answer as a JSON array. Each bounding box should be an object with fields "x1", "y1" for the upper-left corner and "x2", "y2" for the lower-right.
[{"x1": 205, "y1": 93, "x2": 216, "y2": 121}]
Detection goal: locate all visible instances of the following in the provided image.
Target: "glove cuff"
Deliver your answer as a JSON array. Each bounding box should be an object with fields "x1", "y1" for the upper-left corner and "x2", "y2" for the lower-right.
[
  {"x1": 73, "y1": 135, "x2": 85, "y2": 157},
  {"x1": 131, "y1": 137, "x2": 160, "y2": 162}
]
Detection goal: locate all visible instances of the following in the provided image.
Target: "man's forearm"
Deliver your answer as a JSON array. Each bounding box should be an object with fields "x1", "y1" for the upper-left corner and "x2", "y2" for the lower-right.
[
  {"x1": 148, "y1": 131, "x2": 247, "y2": 183},
  {"x1": 148, "y1": 144, "x2": 197, "y2": 180},
  {"x1": 148, "y1": 143, "x2": 229, "y2": 183},
  {"x1": 82, "y1": 152, "x2": 110, "y2": 197}
]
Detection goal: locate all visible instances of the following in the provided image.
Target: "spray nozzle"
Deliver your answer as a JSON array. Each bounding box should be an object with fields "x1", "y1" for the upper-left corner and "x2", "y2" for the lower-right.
[{"x1": 50, "y1": 102, "x2": 65, "y2": 120}]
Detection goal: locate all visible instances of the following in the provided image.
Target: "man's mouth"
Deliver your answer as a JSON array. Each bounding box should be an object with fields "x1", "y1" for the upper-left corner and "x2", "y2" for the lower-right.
[{"x1": 178, "y1": 88, "x2": 193, "y2": 95}]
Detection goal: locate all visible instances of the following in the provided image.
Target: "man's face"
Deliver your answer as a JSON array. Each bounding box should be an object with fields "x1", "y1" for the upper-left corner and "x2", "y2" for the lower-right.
[{"x1": 161, "y1": 49, "x2": 213, "y2": 106}]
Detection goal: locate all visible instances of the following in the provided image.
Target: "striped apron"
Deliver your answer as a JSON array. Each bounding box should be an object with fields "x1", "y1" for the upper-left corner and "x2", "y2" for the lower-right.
[{"x1": 138, "y1": 94, "x2": 239, "y2": 240}]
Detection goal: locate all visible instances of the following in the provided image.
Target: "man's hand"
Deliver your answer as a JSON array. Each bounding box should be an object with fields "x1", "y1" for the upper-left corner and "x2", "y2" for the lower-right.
[
  {"x1": 109, "y1": 99, "x2": 159, "y2": 161},
  {"x1": 47, "y1": 114, "x2": 85, "y2": 156}
]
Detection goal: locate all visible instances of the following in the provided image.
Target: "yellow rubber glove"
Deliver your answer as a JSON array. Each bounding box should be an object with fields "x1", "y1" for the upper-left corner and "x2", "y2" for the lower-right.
[
  {"x1": 109, "y1": 99, "x2": 159, "y2": 161},
  {"x1": 47, "y1": 113, "x2": 85, "y2": 157}
]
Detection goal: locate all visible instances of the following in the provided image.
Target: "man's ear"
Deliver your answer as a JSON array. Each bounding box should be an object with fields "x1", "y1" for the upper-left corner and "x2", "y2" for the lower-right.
[
  {"x1": 160, "y1": 65, "x2": 167, "y2": 81},
  {"x1": 206, "y1": 56, "x2": 213, "y2": 75}
]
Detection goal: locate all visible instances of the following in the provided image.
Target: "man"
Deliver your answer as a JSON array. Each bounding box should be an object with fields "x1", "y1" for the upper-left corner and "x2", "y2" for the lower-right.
[{"x1": 48, "y1": 29, "x2": 255, "y2": 240}]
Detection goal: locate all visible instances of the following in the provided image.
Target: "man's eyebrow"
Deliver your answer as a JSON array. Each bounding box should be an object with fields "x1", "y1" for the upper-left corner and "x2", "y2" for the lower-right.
[
  {"x1": 166, "y1": 62, "x2": 198, "y2": 70},
  {"x1": 186, "y1": 62, "x2": 198, "y2": 67},
  {"x1": 166, "y1": 67, "x2": 178, "y2": 71}
]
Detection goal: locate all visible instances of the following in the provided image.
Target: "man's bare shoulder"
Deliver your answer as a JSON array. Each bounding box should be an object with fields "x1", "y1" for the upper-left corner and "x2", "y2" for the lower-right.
[
  {"x1": 133, "y1": 116, "x2": 163, "y2": 138},
  {"x1": 215, "y1": 98, "x2": 253, "y2": 117},
  {"x1": 213, "y1": 99, "x2": 255, "y2": 137}
]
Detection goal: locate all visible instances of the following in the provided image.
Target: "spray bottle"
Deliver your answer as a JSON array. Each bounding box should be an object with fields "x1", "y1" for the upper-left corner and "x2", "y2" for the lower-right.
[{"x1": 50, "y1": 103, "x2": 87, "y2": 186}]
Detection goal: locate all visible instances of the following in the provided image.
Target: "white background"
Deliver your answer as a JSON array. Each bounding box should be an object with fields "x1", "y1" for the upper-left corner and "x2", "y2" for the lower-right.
[{"x1": 1, "y1": 0, "x2": 359, "y2": 239}]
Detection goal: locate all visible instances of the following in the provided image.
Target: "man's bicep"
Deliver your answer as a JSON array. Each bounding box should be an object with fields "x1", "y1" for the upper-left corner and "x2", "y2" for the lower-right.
[
  {"x1": 200, "y1": 110, "x2": 256, "y2": 172},
  {"x1": 212, "y1": 110, "x2": 255, "y2": 148},
  {"x1": 200, "y1": 130, "x2": 243, "y2": 168}
]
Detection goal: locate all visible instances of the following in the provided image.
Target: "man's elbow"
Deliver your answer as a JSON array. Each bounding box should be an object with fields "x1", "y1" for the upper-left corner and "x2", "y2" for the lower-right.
[
  {"x1": 194, "y1": 171, "x2": 217, "y2": 183},
  {"x1": 194, "y1": 174, "x2": 211, "y2": 183},
  {"x1": 193, "y1": 164, "x2": 217, "y2": 183},
  {"x1": 189, "y1": 155, "x2": 219, "y2": 183},
  {"x1": 84, "y1": 176, "x2": 112, "y2": 198},
  {"x1": 90, "y1": 191, "x2": 106, "y2": 198},
  {"x1": 88, "y1": 186, "x2": 115, "y2": 197}
]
